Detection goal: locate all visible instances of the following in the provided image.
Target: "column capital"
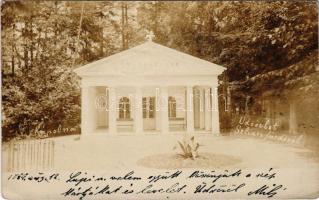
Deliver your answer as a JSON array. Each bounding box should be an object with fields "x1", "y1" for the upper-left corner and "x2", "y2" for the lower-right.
[
  {"x1": 210, "y1": 84, "x2": 219, "y2": 89},
  {"x1": 107, "y1": 86, "x2": 116, "y2": 89},
  {"x1": 81, "y1": 84, "x2": 90, "y2": 89},
  {"x1": 160, "y1": 85, "x2": 169, "y2": 90},
  {"x1": 135, "y1": 86, "x2": 142, "y2": 92}
]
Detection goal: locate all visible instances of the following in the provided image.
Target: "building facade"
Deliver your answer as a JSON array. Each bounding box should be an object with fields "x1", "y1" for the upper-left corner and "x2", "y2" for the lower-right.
[{"x1": 74, "y1": 41, "x2": 225, "y2": 136}]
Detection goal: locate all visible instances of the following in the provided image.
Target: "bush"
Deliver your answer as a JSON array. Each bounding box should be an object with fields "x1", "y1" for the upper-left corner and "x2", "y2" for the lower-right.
[{"x1": 175, "y1": 135, "x2": 200, "y2": 160}]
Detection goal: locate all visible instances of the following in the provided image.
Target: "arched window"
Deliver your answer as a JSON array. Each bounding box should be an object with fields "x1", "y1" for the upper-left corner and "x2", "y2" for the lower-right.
[
  {"x1": 119, "y1": 97, "x2": 130, "y2": 119},
  {"x1": 168, "y1": 96, "x2": 176, "y2": 118}
]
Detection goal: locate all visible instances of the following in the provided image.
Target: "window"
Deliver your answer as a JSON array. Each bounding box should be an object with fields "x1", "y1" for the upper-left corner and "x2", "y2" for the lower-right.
[
  {"x1": 168, "y1": 96, "x2": 176, "y2": 118},
  {"x1": 143, "y1": 97, "x2": 147, "y2": 118},
  {"x1": 143, "y1": 97, "x2": 155, "y2": 118},
  {"x1": 149, "y1": 97, "x2": 155, "y2": 118},
  {"x1": 119, "y1": 97, "x2": 130, "y2": 119}
]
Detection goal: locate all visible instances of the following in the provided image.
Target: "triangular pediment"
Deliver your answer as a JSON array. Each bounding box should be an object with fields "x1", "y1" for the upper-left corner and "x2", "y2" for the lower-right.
[{"x1": 74, "y1": 41, "x2": 225, "y2": 77}]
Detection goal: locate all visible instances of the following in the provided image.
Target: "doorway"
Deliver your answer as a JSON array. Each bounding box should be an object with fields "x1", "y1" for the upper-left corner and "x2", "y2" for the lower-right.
[{"x1": 143, "y1": 97, "x2": 156, "y2": 130}]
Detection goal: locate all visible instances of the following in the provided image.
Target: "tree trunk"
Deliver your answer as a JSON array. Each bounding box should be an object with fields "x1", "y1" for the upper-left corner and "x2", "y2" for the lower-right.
[
  {"x1": 23, "y1": 44, "x2": 29, "y2": 72},
  {"x1": 11, "y1": 55, "x2": 15, "y2": 77},
  {"x1": 226, "y1": 85, "x2": 231, "y2": 112},
  {"x1": 54, "y1": 1, "x2": 58, "y2": 46},
  {"x1": 289, "y1": 100, "x2": 298, "y2": 134},
  {"x1": 29, "y1": 1, "x2": 35, "y2": 69},
  {"x1": 11, "y1": 22, "x2": 16, "y2": 77},
  {"x1": 124, "y1": 3, "x2": 128, "y2": 49},
  {"x1": 244, "y1": 95, "x2": 250, "y2": 115},
  {"x1": 121, "y1": 2, "x2": 129, "y2": 50},
  {"x1": 121, "y1": 3, "x2": 125, "y2": 50},
  {"x1": 30, "y1": 15, "x2": 34, "y2": 68},
  {"x1": 154, "y1": 2, "x2": 158, "y2": 36}
]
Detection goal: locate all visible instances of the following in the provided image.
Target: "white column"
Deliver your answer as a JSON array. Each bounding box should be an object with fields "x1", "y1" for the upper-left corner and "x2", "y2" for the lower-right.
[
  {"x1": 193, "y1": 89, "x2": 200, "y2": 129},
  {"x1": 105, "y1": 87, "x2": 109, "y2": 128},
  {"x1": 199, "y1": 88, "x2": 205, "y2": 129},
  {"x1": 205, "y1": 87, "x2": 212, "y2": 131},
  {"x1": 155, "y1": 88, "x2": 161, "y2": 131},
  {"x1": 81, "y1": 86, "x2": 90, "y2": 135},
  {"x1": 186, "y1": 86, "x2": 194, "y2": 133},
  {"x1": 160, "y1": 86, "x2": 169, "y2": 133},
  {"x1": 211, "y1": 86, "x2": 220, "y2": 135},
  {"x1": 135, "y1": 87, "x2": 143, "y2": 134},
  {"x1": 108, "y1": 87, "x2": 117, "y2": 134}
]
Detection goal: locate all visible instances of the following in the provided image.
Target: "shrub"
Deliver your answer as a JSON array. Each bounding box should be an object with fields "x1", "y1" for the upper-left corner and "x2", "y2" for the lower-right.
[{"x1": 175, "y1": 135, "x2": 200, "y2": 160}]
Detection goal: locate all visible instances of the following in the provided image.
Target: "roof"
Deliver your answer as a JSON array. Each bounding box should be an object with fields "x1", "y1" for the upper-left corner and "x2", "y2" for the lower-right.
[{"x1": 74, "y1": 41, "x2": 226, "y2": 77}]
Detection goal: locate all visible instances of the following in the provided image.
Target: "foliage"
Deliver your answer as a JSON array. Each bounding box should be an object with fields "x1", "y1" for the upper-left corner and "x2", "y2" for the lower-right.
[
  {"x1": 137, "y1": 1, "x2": 317, "y2": 132},
  {"x1": 1, "y1": 1, "x2": 318, "y2": 139},
  {"x1": 137, "y1": 1, "x2": 317, "y2": 82},
  {"x1": 174, "y1": 136, "x2": 200, "y2": 160}
]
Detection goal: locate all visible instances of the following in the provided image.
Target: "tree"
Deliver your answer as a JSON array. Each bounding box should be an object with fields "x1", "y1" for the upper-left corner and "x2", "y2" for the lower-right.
[{"x1": 2, "y1": 1, "x2": 318, "y2": 139}]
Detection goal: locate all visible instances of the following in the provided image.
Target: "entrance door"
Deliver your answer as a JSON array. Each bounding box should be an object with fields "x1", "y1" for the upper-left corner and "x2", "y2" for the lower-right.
[{"x1": 143, "y1": 97, "x2": 156, "y2": 130}]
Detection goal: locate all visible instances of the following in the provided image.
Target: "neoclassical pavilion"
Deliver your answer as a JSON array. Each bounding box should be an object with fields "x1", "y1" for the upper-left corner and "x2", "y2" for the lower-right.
[{"x1": 74, "y1": 40, "x2": 225, "y2": 136}]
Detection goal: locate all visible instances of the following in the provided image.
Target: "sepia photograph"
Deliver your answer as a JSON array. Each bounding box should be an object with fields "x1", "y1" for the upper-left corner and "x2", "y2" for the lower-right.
[{"x1": 1, "y1": 1, "x2": 319, "y2": 199}]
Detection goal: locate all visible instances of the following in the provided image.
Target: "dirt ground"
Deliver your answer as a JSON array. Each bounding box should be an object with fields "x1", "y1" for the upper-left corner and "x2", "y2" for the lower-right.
[{"x1": 2, "y1": 133, "x2": 319, "y2": 199}]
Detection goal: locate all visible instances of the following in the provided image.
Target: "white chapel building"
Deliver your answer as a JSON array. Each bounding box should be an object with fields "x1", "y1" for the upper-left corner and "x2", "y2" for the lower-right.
[{"x1": 74, "y1": 40, "x2": 225, "y2": 136}]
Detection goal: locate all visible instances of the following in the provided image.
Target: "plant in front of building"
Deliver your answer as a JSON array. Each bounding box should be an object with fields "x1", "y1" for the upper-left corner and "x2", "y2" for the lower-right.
[{"x1": 174, "y1": 135, "x2": 200, "y2": 160}]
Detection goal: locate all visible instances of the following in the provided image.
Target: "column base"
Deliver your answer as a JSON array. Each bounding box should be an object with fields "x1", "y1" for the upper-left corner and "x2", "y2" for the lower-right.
[{"x1": 211, "y1": 131, "x2": 220, "y2": 135}]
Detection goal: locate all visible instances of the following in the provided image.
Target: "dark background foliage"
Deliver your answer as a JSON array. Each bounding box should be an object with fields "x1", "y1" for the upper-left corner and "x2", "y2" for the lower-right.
[{"x1": 1, "y1": 1, "x2": 318, "y2": 140}]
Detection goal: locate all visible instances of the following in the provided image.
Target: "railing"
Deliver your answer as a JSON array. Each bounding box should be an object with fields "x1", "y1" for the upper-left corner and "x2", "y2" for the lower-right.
[{"x1": 4, "y1": 139, "x2": 55, "y2": 172}]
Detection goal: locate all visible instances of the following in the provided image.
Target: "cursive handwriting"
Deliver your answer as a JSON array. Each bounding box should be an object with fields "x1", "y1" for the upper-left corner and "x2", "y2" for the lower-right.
[
  {"x1": 148, "y1": 170, "x2": 182, "y2": 183},
  {"x1": 194, "y1": 182, "x2": 246, "y2": 194},
  {"x1": 7, "y1": 169, "x2": 288, "y2": 199},
  {"x1": 110, "y1": 171, "x2": 141, "y2": 181},
  {"x1": 248, "y1": 184, "x2": 286, "y2": 198},
  {"x1": 7, "y1": 172, "x2": 59, "y2": 183},
  {"x1": 136, "y1": 182, "x2": 187, "y2": 194},
  {"x1": 188, "y1": 170, "x2": 242, "y2": 183},
  {"x1": 66, "y1": 172, "x2": 93, "y2": 186}
]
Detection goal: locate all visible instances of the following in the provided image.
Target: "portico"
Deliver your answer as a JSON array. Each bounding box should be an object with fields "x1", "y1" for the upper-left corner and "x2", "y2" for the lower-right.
[{"x1": 74, "y1": 41, "x2": 225, "y2": 136}]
